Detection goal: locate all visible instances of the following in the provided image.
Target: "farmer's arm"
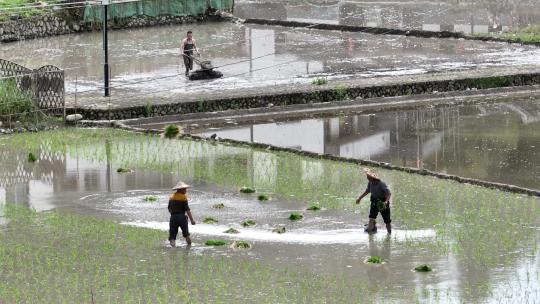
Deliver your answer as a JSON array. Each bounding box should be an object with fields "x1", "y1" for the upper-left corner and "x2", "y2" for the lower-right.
[
  {"x1": 193, "y1": 39, "x2": 200, "y2": 54},
  {"x1": 167, "y1": 200, "x2": 172, "y2": 215},
  {"x1": 187, "y1": 210, "x2": 195, "y2": 225},
  {"x1": 180, "y1": 38, "x2": 185, "y2": 54},
  {"x1": 185, "y1": 201, "x2": 195, "y2": 225},
  {"x1": 356, "y1": 186, "x2": 370, "y2": 204}
]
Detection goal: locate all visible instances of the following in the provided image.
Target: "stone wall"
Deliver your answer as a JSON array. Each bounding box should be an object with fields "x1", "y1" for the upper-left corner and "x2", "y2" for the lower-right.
[
  {"x1": 73, "y1": 72, "x2": 540, "y2": 121},
  {"x1": 0, "y1": 12, "x2": 209, "y2": 43},
  {"x1": 245, "y1": 19, "x2": 540, "y2": 47}
]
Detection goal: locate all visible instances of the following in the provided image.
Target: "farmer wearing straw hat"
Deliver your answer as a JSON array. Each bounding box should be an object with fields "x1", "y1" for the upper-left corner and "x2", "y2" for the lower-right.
[
  {"x1": 168, "y1": 181, "x2": 196, "y2": 247},
  {"x1": 356, "y1": 168, "x2": 392, "y2": 234}
]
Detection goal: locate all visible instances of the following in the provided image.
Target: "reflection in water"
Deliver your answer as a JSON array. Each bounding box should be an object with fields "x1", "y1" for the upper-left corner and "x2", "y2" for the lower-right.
[
  {"x1": 235, "y1": 0, "x2": 540, "y2": 33},
  {"x1": 196, "y1": 98, "x2": 540, "y2": 189}
]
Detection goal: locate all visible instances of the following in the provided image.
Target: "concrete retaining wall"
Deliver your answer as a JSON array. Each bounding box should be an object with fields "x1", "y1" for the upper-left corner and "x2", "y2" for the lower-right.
[
  {"x1": 73, "y1": 72, "x2": 540, "y2": 120},
  {"x1": 245, "y1": 18, "x2": 540, "y2": 47}
]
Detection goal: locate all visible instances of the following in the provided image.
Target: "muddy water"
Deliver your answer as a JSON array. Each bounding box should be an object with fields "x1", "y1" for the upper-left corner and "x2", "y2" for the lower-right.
[
  {"x1": 0, "y1": 131, "x2": 539, "y2": 303},
  {"x1": 1, "y1": 20, "x2": 539, "y2": 103},
  {"x1": 189, "y1": 97, "x2": 540, "y2": 190},
  {"x1": 236, "y1": 0, "x2": 540, "y2": 33}
]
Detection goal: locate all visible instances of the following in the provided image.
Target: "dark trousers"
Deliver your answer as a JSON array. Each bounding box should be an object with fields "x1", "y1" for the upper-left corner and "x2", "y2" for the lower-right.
[
  {"x1": 183, "y1": 53, "x2": 193, "y2": 73},
  {"x1": 369, "y1": 200, "x2": 391, "y2": 224},
  {"x1": 169, "y1": 213, "x2": 189, "y2": 240}
]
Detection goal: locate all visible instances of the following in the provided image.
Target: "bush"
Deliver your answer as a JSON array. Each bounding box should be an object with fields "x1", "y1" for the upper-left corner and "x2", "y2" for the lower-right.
[
  {"x1": 414, "y1": 264, "x2": 432, "y2": 272},
  {"x1": 143, "y1": 196, "x2": 157, "y2": 202},
  {"x1": 232, "y1": 241, "x2": 251, "y2": 249},
  {"x1": 203, "y1": 217, "x2": 218, "y2": 224},
  {"x1": 212, "y1": 203, "x2": 225, "y2": 209},
  {"x1": 224, "y1": 228, "x2": 240, "y2": 234},
  {"x1": 257, "y1": 194, "x2": 269, "y2": 201},
  {"x1": 272, "y1": 226, "x2": 286, "y2": 234},
  {"x1": 27, "y1": 152, "x2": 37, "y2": 163},
  {"x1": 366, "y1": 256, "x2": 383, "y2": 264},
  {"x1": 241, "y1": 219, "x2": 256, "y2": 227},
  {"x1": 306, "y1": 203, "x2": 321, "y2": 211}
]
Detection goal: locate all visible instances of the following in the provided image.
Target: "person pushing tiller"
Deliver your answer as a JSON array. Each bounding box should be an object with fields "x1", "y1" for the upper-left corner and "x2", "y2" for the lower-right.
[
  {"x1": 356, "y1": 168, "x2": 392, "y2": 234},
  {"x1": 181, "y1": 30, "x2": 200, "y2": 76}
]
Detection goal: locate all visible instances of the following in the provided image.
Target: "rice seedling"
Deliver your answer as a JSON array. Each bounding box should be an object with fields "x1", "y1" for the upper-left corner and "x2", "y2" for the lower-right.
[
  {"x1": 231, "y1": 241, "x2": 251, "y2": 249},
  {"x1": 204, "y1": 240, "x2": 227, "y2": 246},
  {"x1": 414, "y1": 264, "x2": 433, "y2": 272},
  {"x1": 143, "y1": 195, "x2": 157, "y2": 202},
  {"x1": 163, "y1": 124, "x2": 180, "y2": 139},
  {"x1": 289, "y1": 212, "x2": 303, "y2": 221},
  {"x1": 257, "y1": 194, "x2": 270, "y2": 201},
  {"x1": 272, "y1": 226, "x2": 286, "y2": 234},
  {"x1": 306, "y1": 203, "x2": 321, "y2": 211},
  {"x1": 27, "y1": 152, "x2": 37, "y2": 163},
  {"x1": 239, "y1": 186, "x2": 256, "y2": 194},
  {"x1": 366, "y1": 256, "x2": 383, "y2": 264},
  {"x1": 116, "y1": 167, "x2": 133, "y2": 173},
  {"x1": 224, "y1": 228, "x2": 240, "y2": 234},
  {"x1": 212, "y1": 203, "x2": 225, "y2": 209},
  {"x1": 241, "y1": 220, "x2": 256, "y2": 227},
  {"x1": 203, "y1": 217, "x2": 218, "y2": 224},
  {"x1": 311, "y1": 77, "x2": 328, "y2": 85}
]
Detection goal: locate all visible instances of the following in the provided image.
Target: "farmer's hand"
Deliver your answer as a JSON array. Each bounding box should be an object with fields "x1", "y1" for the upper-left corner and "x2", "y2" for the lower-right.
[
  {"x1": 191, "y1": 220, "x2": 196, "y2": 225},
  {"x1": 385, "y1": 201, "x2": 390, "y2": 208},
  {"x1": 355, "y1": 198, "x2": 361, "y2": 204}
]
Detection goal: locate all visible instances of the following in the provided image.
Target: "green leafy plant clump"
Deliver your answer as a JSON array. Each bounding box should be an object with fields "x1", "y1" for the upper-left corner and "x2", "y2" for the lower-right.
[
  {"x1": 366, "y1": 256, "x2": 383, "y2": 264},
  {"x1": 143, "y1": 102, "x2": 153, "y2": 118},
  {"x1": 289, "y1": 212, "x2": 303, "y2": 221},
  {"x1": 143, "y1": 195, "x2": 157, "y2": 202},
  {"x1": 212, "y1": 203, "x2": 225, "y2": 209},
  {"x1": 27, "y1": 152, "x2": 37, "y2": 163},
  {"x1": 334, "y1": 84, "x2": 349, "y2": 101},
  {"x1": 241, "y1": 220, "x2": 256, "y2": 227},
  {"x1": 311, "y1": 77, "x2": 328, "y2": 86},
  {"x1": 0, "y1": 79, "x2": 34, "y2": 116},
  {"x1": 257, "y1": 194, "x2": 269, "y2": 201},
  {"x1": 272, "y1": 226, "x2": 286, "y2": 234},
  {"x1": 232, "y1": 241, "x2": 251, "y2": 249},
  {"x1": 203, "y1": 217, "x2": 218, "y2": 224},
  {"x1": 239, "y1": 186, "x2": 256, "y2": 194},
  {"x1": 204, "y1": 240, "x2": 227, "y2": 246},
  {"x1": 163, "y1": 124, "x2": 180, "y2": 139},
  {"x1": 414, "y1": 264, "x2": 433, "y2": 272},
  {"x1": 306, "y1": 203, "x2": 321, "y2": 211},
  {"x1": 116, "y1": 167, "x2": 133, "y2": 173},
  {"x1": 224, "y1": 227, "x2": 240, "y2": 234}
]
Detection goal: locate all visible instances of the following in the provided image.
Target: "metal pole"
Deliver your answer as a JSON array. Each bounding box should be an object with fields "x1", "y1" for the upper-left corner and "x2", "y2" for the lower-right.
[{"x1": 103, "y1": 2, "x2": 110, "y2": 97}]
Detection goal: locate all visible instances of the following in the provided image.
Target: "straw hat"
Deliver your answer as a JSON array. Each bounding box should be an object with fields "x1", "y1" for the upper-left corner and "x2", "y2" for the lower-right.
[
  {"x1": 172, "y1": 181, "x2": 191, "y2": 190},
  {"x1": 364, "y1": 168, "x2": 380, "y2": 180}
]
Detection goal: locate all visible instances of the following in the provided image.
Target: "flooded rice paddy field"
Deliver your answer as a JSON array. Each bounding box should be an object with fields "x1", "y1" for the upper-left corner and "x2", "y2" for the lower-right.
[
  {"x1": 1, "y1": 20, "x2": 539, "y2": 103},
  {"x1": 1, "y1": 128, "x2": 539, "y2": 302},
  {"x1": 186, "y1": 95, "x2": 540, "y2": 190},
  {"x1": 236, "y1": 0, "x2": 540, "y2": 33}
]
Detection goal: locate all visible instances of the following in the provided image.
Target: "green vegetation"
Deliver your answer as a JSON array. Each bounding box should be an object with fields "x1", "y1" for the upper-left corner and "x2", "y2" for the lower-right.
[
  {"x1": 163, "y1": 124, "x2": 180, "y2": 139},
  {"x1": 272, "y1": 226, "x2": 286, "y2": 234},
  {"x1": 414, "y1": 264, "x2": 433, "y2": 272},
  {"x1": 203, "y1": 216, "x2": 218, "y2": 224},
  {"x1": 311, "y1": 77, "x2": 328, "y2": 85},
  {"x1": 212, "y1": 203, "x2": 225, "y2": 209},
  {"x1": 334, "y1": 84, "x2": 348, "y2": 101},
  {"x1": 306, "y1": 203, "x2": 321, "y2": 211},
  {"x1": 474, "y1": 26, "x2": 540, "y2": 43},
  {"x1": 224, "y1": 227, "x2": 240, "y2": 234},
  {"x1": 204, "y1": 240, "x2": 227, "y2": 246},
  {"x1": 257, "y1": 194, "x2": 269, "y2": 201},
  {"x1": 143, "y1": 102, "x2": 153, "y2": 118},
  {"x1": 143, "y1": 195, "x2": 157, "y2": 202},
  {"x1": 239, "y1": 186, "x2": 256, "y2": 194},
  {"x1": 366, "y1": 256, "x2": 383, "y2": 264},
  {"x1": 232, "y1": 241, "x2": 251, "y2": 249},
  {"x1": 289, "y1": 212, "x2": 303, "y2": 221},
  {"x1": 464, "y1": 76, "x2": 512, "y2": 89},
  {"x1": 27, "y1": 152, "x2": 37, "y2": 162},
  {"x1": 4, "y1": 129, "x2": 540, "y2": 271},
  {"x1": 241, "y1": 219, "x2": 256, "y2": 227},
  {"x1": 0, "y1": 79, "x2": 34, "y2": 117},
  {"x1": 116, "y1": 167, "x2": 133, "y2": 173}
]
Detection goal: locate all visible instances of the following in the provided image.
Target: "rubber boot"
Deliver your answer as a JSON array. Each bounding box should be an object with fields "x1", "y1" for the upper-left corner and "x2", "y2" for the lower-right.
[{"x1": 386, "y1": 223, "x2": 392, "y2": 234}]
